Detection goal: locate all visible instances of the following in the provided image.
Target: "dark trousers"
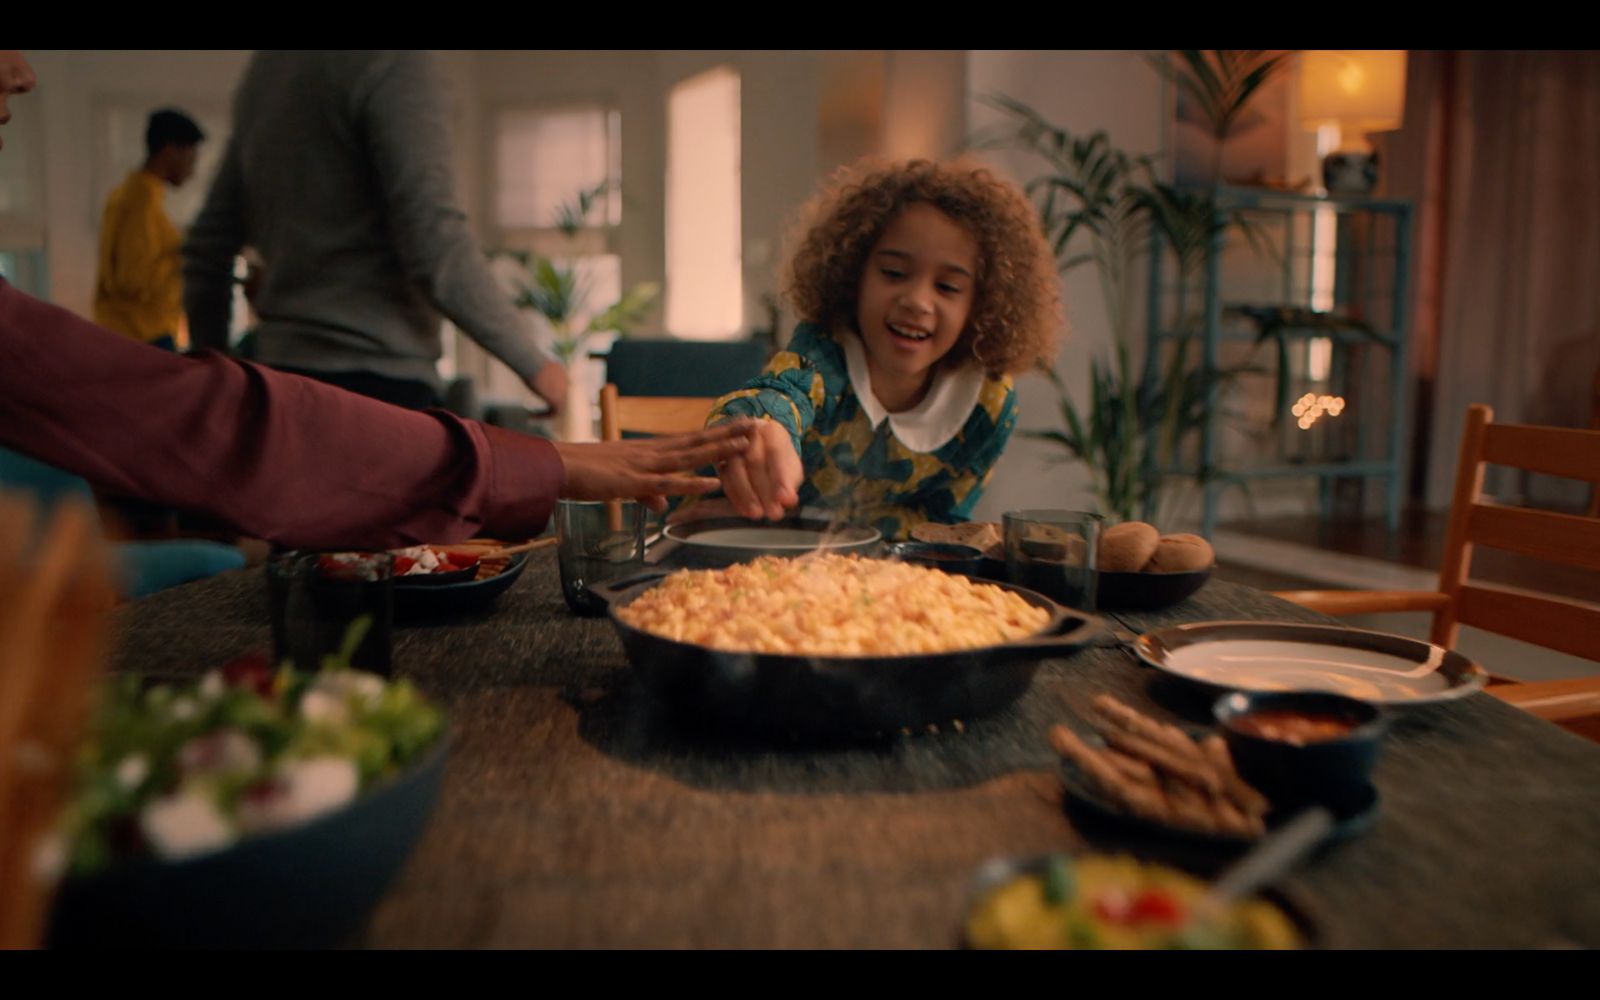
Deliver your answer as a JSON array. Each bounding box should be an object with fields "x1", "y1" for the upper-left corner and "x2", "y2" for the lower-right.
[{"x1": 273, "y1": 366, "x2": 442, "y2": 411}]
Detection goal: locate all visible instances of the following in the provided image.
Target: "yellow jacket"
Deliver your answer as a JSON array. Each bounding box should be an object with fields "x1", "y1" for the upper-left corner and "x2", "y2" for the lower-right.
[{"x1": 93, "y1": 170, "x2": 187, "y2": 345}]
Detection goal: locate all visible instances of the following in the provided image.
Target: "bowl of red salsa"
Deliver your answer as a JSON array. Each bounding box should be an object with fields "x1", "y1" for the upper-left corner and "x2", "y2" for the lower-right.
[{"x1": 1213, "y1": 691, "x2": 1389, "y2": 813}]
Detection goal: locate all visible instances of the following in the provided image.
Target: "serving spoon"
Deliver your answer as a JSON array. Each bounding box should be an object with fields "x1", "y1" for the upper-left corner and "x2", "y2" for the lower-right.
[{"x1": 1197, "y1": 804, "x2": 1335, "y2": 912}]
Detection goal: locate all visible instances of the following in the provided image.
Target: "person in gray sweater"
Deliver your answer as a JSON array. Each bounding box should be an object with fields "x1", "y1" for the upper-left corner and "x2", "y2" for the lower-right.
[{"x1": 183, "y1": 50, "x2": 567, "y2": 413}]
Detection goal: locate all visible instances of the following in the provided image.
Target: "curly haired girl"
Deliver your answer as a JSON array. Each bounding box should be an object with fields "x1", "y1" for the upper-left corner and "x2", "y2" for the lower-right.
[{"x1": 699, "y1": 157, "x2": 1063, "y2": 541}]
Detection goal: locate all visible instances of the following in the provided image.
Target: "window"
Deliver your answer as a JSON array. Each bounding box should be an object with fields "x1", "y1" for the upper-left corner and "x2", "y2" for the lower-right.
[
  {"x1": 0, "y1": 95, "x2": 47, "y2": 297},
  {"x1": 477, "y1": 104, "x2": 624, "y2": 404},
  {"x1": 492, "y1": 105, "x2": 621, "y2": 240},
  {"x1": 666, "y1": 66, "x2": 742, "y2": 340}
]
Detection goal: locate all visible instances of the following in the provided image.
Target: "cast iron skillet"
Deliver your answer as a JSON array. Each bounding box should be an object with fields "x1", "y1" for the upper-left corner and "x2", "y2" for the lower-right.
[{"x1": 589, "y1": 569, "x2": 1107, "y2": 742}]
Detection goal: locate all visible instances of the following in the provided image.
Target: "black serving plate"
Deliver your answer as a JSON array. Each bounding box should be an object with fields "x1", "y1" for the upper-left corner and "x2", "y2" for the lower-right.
[
  {"x1": 1094, "y1": 566, "x2": 1214, "y2": 611},
  {"x1": 392, "y1": 552, "x2": 530, "y2": 622},
  {"x1": 48, "y1": 733, "x2": 449, "y2": 949},
  {"x1": 1057, "y1": 729, "x2": 1378, "y2": 851}
]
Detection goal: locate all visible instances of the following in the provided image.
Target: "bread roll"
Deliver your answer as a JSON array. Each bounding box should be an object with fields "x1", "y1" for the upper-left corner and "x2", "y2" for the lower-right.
[
  {"x1": 1145, "y1": 533, "x2": 1215, "y2": 572},
  {"x1": 910, "y1": 520, "x2": 1002, "y2": 555},
  {"x1": 1097, "y1": 521, "x2": 1160, "y2": 572}
]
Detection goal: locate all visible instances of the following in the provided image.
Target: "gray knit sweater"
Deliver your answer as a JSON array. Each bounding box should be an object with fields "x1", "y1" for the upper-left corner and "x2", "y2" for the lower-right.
[{"x1": 183, "y1": 50, "x2": 551, "y2": 391}]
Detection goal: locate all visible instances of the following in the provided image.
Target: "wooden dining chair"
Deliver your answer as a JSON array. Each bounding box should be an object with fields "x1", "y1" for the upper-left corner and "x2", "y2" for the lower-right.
[
  {"x1": 1587, "y1": 363, "x2": 1600, "y2": 518},
  {"x1": 0, "y1": 494, "x2": 115, "y2": 949},
  {"x1": 1273, "y1": 404, "x2": 1600, "y2": 741},
  {"x1": 598, "y1": 384, "x2": 718, "y2": 442}
]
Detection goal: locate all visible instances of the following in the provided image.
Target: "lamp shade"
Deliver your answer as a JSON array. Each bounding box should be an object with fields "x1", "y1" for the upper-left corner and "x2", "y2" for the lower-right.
[{"x1": 1299, "y1": 50, "x2": 1408, "y2": 134}]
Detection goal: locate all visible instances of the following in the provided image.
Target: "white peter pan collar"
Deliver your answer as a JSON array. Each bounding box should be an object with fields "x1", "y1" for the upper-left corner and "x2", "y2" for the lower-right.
[{"x1": 838, "y1": 330, "x2": 986, "y2": 453}]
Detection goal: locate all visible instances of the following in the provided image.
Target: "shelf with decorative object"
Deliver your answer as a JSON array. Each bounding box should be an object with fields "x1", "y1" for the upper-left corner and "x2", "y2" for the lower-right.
[{"x1": 1143, "y1": 184, "x2": 1414, "y2": 537}]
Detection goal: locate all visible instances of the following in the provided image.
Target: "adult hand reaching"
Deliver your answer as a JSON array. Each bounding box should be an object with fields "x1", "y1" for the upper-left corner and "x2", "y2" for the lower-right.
[
  {"x1": 528, "y1": 361, "x2": 569, "y2": 417},
  {"x1": 553, "y1": 418, "x2": 757, "y2": 513}
]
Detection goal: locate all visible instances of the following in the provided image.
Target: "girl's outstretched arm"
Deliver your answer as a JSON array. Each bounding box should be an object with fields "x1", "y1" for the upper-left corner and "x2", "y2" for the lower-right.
[{"x1": 701, "y1": 329, "x2": 835, "y2": 520}]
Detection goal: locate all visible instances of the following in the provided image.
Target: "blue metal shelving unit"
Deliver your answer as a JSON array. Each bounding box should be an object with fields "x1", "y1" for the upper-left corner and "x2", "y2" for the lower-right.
[{"x1": 1145, "y1": 185, "x2": 1415, "y2": 538}]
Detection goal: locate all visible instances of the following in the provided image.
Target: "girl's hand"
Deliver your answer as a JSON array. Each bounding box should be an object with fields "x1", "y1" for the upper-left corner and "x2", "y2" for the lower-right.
[{"x1": 717, "y1": 418, "x2": 801, "y2": 521}]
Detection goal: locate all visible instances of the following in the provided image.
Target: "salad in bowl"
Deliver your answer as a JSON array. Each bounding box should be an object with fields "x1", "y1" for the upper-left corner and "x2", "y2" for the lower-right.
[{"x1": 45, "y1": 619, "x2": 447, "y2": 948}]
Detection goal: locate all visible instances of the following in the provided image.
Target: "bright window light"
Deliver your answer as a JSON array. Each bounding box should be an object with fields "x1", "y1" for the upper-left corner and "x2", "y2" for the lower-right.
[
  {"x1": 494, "y1": 107, "x2": 620, "y2": 230},
  {"x1": 666, "y1": 66, "x2": 742, "y2": 340}
]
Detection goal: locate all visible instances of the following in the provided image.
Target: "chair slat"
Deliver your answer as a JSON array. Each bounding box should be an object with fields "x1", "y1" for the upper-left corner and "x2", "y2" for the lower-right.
[
  {"x1": 1481, "y1": 423, "x2": 1600, "y2": 483},
  {"x1": 614, "y1": 396, "x2": 717, "y2": 437},
  {"x1": 1456, "y1": 583, "x2": 1600, "y2": 663},
  {"x1": 1466, "y1": 502, "x2": 1600, "y2": 571}
]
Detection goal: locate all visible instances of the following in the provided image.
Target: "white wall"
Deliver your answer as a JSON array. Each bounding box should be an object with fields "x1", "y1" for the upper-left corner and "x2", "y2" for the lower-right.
[
  {"x1": 657, "y1": 50, "x2": 820, "y2": 335},
  {"x1": 965, "y1": 50, "x2": 1317, "y2": 531},
  {"x1": 23, "y1": 49, "x2": 252, "y2": 320},
  {"x1": 965, "y1": 51, "x2": 1168, "y2": 525}
]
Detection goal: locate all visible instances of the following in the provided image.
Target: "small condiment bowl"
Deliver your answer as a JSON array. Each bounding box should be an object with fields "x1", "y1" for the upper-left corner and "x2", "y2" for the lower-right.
[
  {"x1": 885, "y1": 541, "x2": 986, "y2": 578},
  {"x1": 1213, "y1": 691, "x2": 1389, "y2": 814}
]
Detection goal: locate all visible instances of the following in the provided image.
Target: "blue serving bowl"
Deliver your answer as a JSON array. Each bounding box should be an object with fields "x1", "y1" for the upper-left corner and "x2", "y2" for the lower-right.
[
  {"x1": 1213, "y1": 691, "x2": 1388, "y2": 814},
  {"x1": 47, "y1": 732, "x2": 449, "y2": 949}
]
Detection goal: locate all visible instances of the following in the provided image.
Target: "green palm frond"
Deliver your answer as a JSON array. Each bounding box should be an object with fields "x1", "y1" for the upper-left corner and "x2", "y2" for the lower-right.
[
  {"x1": 585, "y1": 281, "x2": 661, "y2": 336},
  {"x1": 1151, "y1": 50, "x2": 1296, "y2": 143},
  {"x1": 553, "y1": 180, "x2": 612, "y2": 237}
]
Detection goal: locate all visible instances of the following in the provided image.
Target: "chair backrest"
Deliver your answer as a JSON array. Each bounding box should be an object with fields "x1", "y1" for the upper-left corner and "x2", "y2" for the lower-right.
[
  {"x1": 601, "y1": 338, "x2": 768, "y2": 399},
  {"x1": 0, "y1": 446, "x2": 97, "y2": 515},
  {"x1": 598, "y1": 384, "x2": 717, "y2": 442},
  {"x1": 0, "y1": 495, "x2": 112, "y2": 948},
  {"x1": 1432, "y1": 403, "x2": 1600, "y2": 661},
  {"x1": 1588, "y1": 364, "x2": 1600, "y2": 517}
]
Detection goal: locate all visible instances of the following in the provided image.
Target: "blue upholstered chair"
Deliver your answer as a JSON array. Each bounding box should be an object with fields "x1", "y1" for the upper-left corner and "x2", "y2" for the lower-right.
[
  {"x1": 600, "y1": 338, "x2": 769, "y2": 399},
  {"x1": 0, "y1": 446, "x2": 246, "y2": 600}
]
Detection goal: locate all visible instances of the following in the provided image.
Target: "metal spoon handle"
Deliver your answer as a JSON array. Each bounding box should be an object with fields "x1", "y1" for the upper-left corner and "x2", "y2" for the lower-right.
[{"x1": 1202, "y1": 805, "x2": 1335, "y2": 909}]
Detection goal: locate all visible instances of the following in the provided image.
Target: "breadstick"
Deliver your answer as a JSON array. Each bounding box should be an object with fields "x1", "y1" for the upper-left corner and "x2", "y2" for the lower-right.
[
  {"x1": 1049, "y1": 725, "x2": 1171, "y2": 821},
  {"x1": 1210, "y1": 792, "x2": 1268, "y2": 838},
  {"x1": 1091, "y1": 694, "x2": 1209, "y2": 764},
  {"x1": 1161, "y1": 776, "x2": 1220, "y2": 833},
  {"x1": 1099, "y1": 726, "x2": 1223, "y2": 794},
  {"x1": 1103, "y1": 749, "x2": 1159, "y2": 786},
  {"x1": 1201, "y1": 734, "x2": 1272, "y2": 817},
  {"x1": 1048, "y1": 725, "x2": 1125, "y2": 791}
]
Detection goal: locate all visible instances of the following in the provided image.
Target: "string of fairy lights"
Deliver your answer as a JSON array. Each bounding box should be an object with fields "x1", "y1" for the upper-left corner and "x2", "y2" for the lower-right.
[{"x1": 1292, "y1": 392, "x2": 1346, "y2": 430}]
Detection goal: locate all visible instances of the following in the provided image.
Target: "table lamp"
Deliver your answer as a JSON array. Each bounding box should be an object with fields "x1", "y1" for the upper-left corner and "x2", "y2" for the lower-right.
[{"x1": 1299, "y1": 50, "x2": 1408, "y2": 194}]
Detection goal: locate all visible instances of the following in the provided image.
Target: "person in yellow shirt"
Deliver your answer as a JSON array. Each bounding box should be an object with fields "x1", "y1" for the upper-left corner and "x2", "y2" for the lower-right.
[{"x1": 93, "y1": 108, "x2": 204, "y2": 351}]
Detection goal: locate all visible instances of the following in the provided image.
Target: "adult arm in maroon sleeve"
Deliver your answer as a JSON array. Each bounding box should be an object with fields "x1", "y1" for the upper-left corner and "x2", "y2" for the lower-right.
[{"x1": 1, "y1": 278, "x2": 559, "y2": 549}]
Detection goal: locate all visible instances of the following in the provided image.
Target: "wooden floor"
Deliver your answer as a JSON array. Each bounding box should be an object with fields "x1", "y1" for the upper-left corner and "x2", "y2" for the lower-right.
[
  {"x1": 1211, "y1": 509, "x2": 1600, "y2": 684},
  {"x1": 1218, "y1": 509, "x2": 1600, "y2": 604}
]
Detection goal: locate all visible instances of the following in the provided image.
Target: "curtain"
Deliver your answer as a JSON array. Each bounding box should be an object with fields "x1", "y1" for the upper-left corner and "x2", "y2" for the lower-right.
[{"x1": 1377, "y1": 51, "x2": 1600, "y2": 510}]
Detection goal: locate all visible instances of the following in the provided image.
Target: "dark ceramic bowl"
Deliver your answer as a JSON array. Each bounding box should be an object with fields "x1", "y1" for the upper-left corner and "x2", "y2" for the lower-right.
[
  {"x1": 1094, "y1": 565, "x2": 1214, "y2": 611},
  {"x1": 1213, "y1": 691, "x2": 1388, "y2": 813},
  {"x1": 962, "y1": 853, "x2": 1319, "y2": 949},
  {"x1": 884, "y1": 541, "x2": 986, "y2": 578},
  {"x1": 392, "y1": 552, "x2": 530, "y2": 622},
  {"x1": 47, "y1": 733, "x2": 449, "y2": 950}
]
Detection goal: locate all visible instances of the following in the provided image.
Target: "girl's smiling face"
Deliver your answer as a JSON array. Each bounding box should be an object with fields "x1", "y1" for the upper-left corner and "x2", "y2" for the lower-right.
[{"x1": 854, "y1": 202, "x2": 979, "y2": 411}]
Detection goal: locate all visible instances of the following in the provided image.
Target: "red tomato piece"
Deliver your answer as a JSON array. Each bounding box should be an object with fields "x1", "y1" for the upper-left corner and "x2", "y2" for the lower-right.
[{"x1": 1129, "y1": 890, "x2": 1188, "y2": 925}]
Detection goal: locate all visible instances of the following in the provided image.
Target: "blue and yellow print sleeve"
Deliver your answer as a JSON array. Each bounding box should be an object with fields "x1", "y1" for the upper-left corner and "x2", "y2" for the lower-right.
[{"x1": 707, "y1": 323, "x2": 1018, "y2": 541}]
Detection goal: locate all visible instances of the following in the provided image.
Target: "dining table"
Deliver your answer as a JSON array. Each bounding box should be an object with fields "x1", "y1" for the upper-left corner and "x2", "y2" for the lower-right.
[{"x1": 106, "y1": 547, "x2": 1600, "y2": 949}]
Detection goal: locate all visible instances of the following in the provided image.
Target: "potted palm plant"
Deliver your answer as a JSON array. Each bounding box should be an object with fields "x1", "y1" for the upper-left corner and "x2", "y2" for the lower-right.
[
  {"x1": 500, "y1": 183, "x2": 660, "y2": 441},
  {"x1": 975, "y1": 51, "x2": 1301, "y2": 525}
]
